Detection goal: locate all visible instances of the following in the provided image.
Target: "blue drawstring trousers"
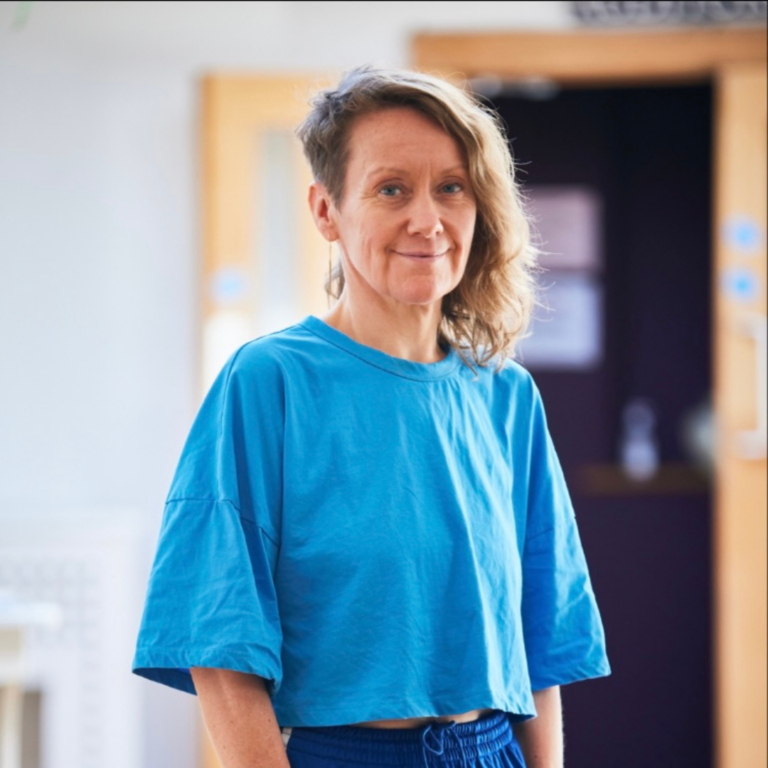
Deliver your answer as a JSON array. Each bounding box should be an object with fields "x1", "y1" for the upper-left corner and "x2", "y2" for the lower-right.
[{"x1": 283, "y1": 710, "x2": 527, "y2": 768}]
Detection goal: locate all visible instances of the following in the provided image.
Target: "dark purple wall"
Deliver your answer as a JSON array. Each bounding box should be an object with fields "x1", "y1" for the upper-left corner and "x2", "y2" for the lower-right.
[{"x1": 494, "y1": 85, "x2": 713, "y2": 767}]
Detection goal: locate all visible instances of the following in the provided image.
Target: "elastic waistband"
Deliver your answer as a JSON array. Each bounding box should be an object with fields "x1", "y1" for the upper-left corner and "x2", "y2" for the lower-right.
[{"x1": 286, "y1": 710, "x2": 515, "y2": 766}]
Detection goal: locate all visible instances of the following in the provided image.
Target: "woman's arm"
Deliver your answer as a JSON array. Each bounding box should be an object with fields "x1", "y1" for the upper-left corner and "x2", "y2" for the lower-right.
[
  {"x1": 511, "y1": 685, "x2": 563, "y2": 768},
  {"x1": 190, "y1": 667, "x2": 291, "y2": 768}
]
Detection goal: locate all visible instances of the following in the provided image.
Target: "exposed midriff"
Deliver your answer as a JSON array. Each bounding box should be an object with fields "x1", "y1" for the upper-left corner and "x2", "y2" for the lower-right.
[{"x1": 351, "y1": 708, "x2": 497, "y2": 729}]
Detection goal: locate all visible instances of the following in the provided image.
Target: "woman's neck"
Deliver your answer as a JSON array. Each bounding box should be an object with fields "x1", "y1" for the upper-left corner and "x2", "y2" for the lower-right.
[{"x1": 320, "y1": 293, "x2": 446, "y2": 364}]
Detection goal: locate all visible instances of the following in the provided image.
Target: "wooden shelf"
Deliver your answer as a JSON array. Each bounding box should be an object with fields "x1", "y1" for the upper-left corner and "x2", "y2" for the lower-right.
[{"x1": 577, "y1": 462, "x2": 712, "y2": 496}]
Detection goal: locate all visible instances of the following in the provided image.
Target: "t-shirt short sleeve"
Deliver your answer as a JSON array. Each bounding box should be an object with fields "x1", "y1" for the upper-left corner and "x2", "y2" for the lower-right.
[
  {"x1": 520, "y1": 378, "x2": 611, "y2": 692},
  {"x1": 131, "y1": 343, "x2": 285, "y2": 697}
]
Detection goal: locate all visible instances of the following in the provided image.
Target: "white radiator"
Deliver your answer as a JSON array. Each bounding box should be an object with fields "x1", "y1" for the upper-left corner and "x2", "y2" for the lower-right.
[{"x1": 0, "y1": 507, "x2": 147, "y2": 768}]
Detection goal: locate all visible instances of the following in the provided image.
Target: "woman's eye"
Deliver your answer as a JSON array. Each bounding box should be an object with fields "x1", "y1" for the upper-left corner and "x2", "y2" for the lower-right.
[
  {"x1": 379, "y1": 185, "x2": 402, "y2": 197},
  {"x1": 441, "y1": 182, "x2": 463, "y2": 194}
]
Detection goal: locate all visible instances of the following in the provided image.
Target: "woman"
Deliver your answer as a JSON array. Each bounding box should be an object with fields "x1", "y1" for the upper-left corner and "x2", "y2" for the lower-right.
[{"x1": 132, "y1": 66, "x2": 610, "y2": 768}]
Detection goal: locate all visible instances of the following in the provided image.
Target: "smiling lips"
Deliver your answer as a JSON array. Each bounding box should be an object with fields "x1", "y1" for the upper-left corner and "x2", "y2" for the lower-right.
[{"x1": 395, "y1": 250, "x2": 446, "y2": 260}]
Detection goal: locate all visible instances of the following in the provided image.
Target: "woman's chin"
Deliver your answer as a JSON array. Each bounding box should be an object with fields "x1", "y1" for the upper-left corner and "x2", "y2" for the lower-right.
[
  {"x1": 385, "y1": 275, "x2": 455, "y2": 307},
  {"x1": 388, "y1": 286, "x2": 448, "y2": 307}
]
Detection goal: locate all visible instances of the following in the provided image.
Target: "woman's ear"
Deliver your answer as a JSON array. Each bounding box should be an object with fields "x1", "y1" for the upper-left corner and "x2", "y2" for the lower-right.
[{"x1": 308, "y1": 181, "x2": 339, "y2": 242}]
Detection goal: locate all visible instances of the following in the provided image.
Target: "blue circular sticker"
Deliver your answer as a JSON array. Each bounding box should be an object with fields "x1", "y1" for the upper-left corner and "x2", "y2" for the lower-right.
[
  {"x1": 720, "y1": 266, "x2": 760, "y2": 303},
  {"x1": 210, "y1": 267, "x2": 248, "y2": 304},
  {"x1": 723, "y1": 216, "x2": 764, "y2": 254}
]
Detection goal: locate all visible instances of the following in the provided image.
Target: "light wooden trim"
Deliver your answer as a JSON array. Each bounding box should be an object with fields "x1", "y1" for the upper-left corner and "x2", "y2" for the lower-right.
[
  {"x1": 713, "y1": 63, "x2": 767, "y2": 768},
  {"x1": 201, "y1": 77, "x2": 253, "y2": 320},
  {"x1": 200, "y1": 75, "x2": 333, "y2": 320},
  {"x1": 413, "y1": 28, "x2": 767, "y2": 85}
]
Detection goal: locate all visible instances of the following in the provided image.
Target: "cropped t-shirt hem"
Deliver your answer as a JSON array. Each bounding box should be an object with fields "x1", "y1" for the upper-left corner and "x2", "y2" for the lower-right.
[
  {"x1": 132, "y1": 646, "x2": 281, "y2": 696},
  {"x1": 273, "y1": 689, "x2": 537, "y2": 728}
]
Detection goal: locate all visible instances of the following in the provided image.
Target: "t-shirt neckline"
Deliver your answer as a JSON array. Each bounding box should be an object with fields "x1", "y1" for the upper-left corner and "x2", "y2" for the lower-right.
[{"x1": 300, "y1": 315, "x2": 463, "y2": 382}]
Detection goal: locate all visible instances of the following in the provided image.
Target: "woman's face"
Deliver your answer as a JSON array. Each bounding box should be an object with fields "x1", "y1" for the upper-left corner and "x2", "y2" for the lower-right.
[{"x1": 324, "y1": 107, "x2": 477, "y2": 310}]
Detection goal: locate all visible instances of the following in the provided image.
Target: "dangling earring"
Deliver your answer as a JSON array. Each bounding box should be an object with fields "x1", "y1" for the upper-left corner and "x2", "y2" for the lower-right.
[{"x1": 327, "y1": 241, "x2": 333, "y2": 308}]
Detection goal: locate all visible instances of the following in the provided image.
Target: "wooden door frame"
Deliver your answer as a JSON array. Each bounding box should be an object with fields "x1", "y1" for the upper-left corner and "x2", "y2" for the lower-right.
[
  {"x1": 412, "y1": 26, "x2": 766, "y2": 768},
  {"x1": 413, "y1": 28, "x2": 766, "y2": 85}
]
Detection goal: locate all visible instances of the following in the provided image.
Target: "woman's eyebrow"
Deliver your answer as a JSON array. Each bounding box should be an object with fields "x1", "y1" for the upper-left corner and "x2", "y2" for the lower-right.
[{"x1": 364, "y1": 164, "x2": 468, "y2": 180}]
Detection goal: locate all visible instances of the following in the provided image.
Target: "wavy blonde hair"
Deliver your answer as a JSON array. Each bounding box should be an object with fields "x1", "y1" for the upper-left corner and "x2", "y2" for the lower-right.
[{"x1": 296, "y1": 66, "x2": 545, "y2": 369}]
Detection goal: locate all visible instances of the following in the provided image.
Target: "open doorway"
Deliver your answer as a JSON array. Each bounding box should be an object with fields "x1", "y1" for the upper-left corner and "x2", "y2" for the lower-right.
[{"x1": 490, "y1": 82, "x2": 713, "y2": 767}]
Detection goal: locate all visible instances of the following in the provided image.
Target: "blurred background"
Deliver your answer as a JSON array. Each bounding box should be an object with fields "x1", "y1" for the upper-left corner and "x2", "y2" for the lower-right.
[{"x1": 0, "y1": 2, "x2": 765, "y2": 768}]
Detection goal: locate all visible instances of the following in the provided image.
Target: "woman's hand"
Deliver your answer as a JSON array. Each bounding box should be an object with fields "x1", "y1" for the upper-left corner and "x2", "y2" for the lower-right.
[
  {"x1": 190, "y1": 667, "x2": 290, "y2": 768},
  {"x1": 511, "y1": 685, "x2": 563, "y2": 768}
]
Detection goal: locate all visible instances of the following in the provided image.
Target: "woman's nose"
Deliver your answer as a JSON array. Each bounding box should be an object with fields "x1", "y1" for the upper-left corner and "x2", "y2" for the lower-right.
[{"x1": 406, "y1": 193, "x2": 444, "y2": 239}]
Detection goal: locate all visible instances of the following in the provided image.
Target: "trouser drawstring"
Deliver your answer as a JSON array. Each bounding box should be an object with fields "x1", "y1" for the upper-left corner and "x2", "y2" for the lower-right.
[{"x1": 420, "y1": 720, "x2": 470, "y2": 768}]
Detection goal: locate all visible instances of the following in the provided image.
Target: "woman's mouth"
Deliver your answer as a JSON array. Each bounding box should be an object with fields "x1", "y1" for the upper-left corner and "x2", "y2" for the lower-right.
[{"x1": 395, "y1": 250, "x2": 446, "y2": 261}]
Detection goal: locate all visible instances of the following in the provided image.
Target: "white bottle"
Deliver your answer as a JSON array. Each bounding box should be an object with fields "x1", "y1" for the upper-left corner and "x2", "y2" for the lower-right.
[{"x1": 619, "y1": 397, "x2": 660, "y2": 481}]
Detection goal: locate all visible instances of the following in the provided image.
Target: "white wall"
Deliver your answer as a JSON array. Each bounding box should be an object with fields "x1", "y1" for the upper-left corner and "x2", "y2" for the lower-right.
[{"x1": 0, "y1": 3, "x2": 572, "y2": 767}]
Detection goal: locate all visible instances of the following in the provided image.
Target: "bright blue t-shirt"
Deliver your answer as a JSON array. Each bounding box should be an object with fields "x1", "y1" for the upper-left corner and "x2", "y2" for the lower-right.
[{"x1": 132, "y1": 315, "x2": 610, "y2": 727}]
